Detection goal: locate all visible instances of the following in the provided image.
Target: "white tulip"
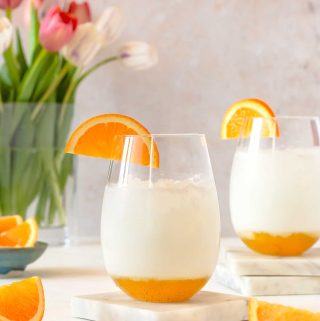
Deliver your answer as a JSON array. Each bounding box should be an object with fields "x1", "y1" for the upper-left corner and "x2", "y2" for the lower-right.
[
  {"x1": 63, "y1": 23, "x2": 103, "y2": 67},
  {"x1": 119, "y1": 42, "x2": 158, "y2": 70},
  {"x1": 95, "y1": 7, "x2": 125, "y2": 46},
  {"x1": 0, "y1": 17, "x2": 13, "y2": 54}
]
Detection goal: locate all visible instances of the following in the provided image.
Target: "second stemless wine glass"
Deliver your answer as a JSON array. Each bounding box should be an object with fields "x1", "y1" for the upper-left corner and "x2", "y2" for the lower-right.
[
  {"x1": 101, "y1": 134, "x2": 220, "y2": 302},
  {"x1": 230, "y1": 116, "x2": 320, "y2": 256}
]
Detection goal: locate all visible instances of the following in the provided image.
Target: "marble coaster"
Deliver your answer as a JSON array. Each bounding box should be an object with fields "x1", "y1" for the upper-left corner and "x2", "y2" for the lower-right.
[
  {"x1": 222, "y1": 245, "x2": 320, "y2": 276},
  {"x1": 71, "y1": 291, "x2": 248, "y2": 321},
  {"x1": 216, "y1": 264, "x2": 320, "y2": 296}
]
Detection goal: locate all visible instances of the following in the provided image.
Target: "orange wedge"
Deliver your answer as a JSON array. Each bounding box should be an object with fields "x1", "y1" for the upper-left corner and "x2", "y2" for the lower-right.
[
  {"x1": 220, "y1": 98, "x2": 277, "y2": 139},
  {"x1": 65, "y1": 114, "x2": 159, "y2": 168},
  {"x1": 0, "y1": 277, "x2": 45, "y2": 321},
  {"x1": 0, "y1": 215, "x2": 23, "y2": 233},
  {"x1": 0, "y1": 218, "x2": 38, "y2": 247},
  {"x1": 249, "y1": 298, "x2": 320, "y2": 321}
]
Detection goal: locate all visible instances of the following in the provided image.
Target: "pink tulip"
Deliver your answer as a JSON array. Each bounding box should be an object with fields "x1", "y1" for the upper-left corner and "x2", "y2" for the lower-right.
[
  {"x1": 68, "y1": 1, "x2": 91, "y2": 24},
  {"x1": 40, "y1": 5, "x2": 77, "y2": 52},
  {"x1": 0, "y1": 0, "x2": 23, "y2": 9}
]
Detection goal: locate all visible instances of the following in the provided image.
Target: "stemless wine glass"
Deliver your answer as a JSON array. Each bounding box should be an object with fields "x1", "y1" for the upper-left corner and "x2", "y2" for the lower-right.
[
  {"x1": 101, "y1": 134, "x2": 220, "y2": 302},
  {"x1": 230, "y1": 116, "x2": 320, "y2": 256}
]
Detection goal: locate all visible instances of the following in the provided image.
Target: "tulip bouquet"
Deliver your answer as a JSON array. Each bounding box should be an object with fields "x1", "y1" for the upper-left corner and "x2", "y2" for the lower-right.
[{"x1": 0, "y1": 0, "x2": 157, "y2": 232}]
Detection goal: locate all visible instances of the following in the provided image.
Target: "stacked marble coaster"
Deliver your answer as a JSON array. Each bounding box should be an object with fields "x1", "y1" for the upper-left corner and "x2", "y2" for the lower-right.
[
  {"x1": 71, "y1": 291, "x2": 248, "y2": 321},
  {"x1": 216, "y1": 245, "x2": 320, "y2": 296}
]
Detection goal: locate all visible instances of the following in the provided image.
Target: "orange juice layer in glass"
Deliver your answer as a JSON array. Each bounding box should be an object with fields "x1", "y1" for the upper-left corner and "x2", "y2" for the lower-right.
[
  {"x1": 238, "y1": 232, "x2": 319, "y2": 256},
  {"x1": 101, "y1": 179, "x2": 220, "y2": 302},
  {"x1": 112, "y1": 277, "x2": 209, "y2": 303}
]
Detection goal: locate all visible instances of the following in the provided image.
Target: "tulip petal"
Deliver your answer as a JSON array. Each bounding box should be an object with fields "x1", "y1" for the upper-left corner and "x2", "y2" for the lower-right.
[
  {"x1": 0, "y1": 0, "x2": 23, "y2": 9},
  {"x1": 96, "y1": 6, "x2": 125, "y2": 46},
  {"x1": 68, "y1": 1, "x2": 92, "y2": 24},
  {"x1": 38, "y1": 0, "x2": 59, "y2": 20},
  {"x1": 0, "y1": 17, "x2": 13, "y2": 54},
  {"x1": 63, "y1": 23, "x2": 103, "y2": 67},
  {"x1": 40, "y1": 5, "x2": 78, "y2": 52},
  {"x1": 119, "y1": 41, "x2": 158, "y2": 71}
]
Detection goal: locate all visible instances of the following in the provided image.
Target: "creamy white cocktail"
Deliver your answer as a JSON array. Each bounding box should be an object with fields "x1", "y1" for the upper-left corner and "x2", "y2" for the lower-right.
[
  {"x1": 101, "y1": 134, "x2": 220, "y2": 302},
  {"x1": 231, "y1": 147, "x2": 320, "y2": 255},
  {"x1": 101, "y1": 178, "x2": 220, "y2": 302}
]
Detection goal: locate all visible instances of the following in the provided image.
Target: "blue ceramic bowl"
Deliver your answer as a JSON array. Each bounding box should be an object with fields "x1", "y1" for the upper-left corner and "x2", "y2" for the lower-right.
[{"x1": 0, "y1": 242, "x2": 48, "y2": 274}]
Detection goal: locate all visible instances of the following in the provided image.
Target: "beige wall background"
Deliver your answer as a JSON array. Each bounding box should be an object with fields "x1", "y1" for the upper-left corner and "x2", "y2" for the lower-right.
[
  {"x1": 75, "y1": 0, "x2": 320, "y2": 241},
  {"x1": 22, "y1": 0, "x2": 320, "y2": 240}
]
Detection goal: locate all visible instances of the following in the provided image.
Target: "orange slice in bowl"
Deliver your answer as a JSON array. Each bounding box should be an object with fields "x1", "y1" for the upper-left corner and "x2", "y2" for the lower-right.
[
  {"x1": 249, "y1": 298, "x2": 320, "y2": 321},
  {"x1": 0, "y1": 215, "x2": 23, "y2": 233},
  {"x1": 0, "y1": 218, "x2": 38, "y2": 247},
  {"x1": 65, "y1": 114, "x2": 159, "y2": 168},
  {"x1": 0, "y1": 277, "x2": 45, "y2": 321},
  {"x1": 220, "y1": 98, "x2": 277, "y2": 139}
]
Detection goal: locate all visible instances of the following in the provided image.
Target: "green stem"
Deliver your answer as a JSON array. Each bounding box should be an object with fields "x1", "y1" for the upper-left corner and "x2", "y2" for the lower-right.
[
  {"x1": 58, "y1": 57, "x2": 118, "y2": 125},
  {"x1": 5, "y1": 8, "x2": 12, "y2": 20},
  {"x1": 0, "y1": 91, "x2": 3, "y2": 112},
  {"x1": 48, "y1": 197, "x2": 57, "y2": 225},
  {"x1": 57, "y1": 56, "x2": 118, "y2": 125},
  {"x1": 58, "y1": 56, "x2": 118, "y2": 126},
  {"x1": 3, "y1": 49, "x2": 20, "y2": 87},
  {"x1": 29, "y1": 3, "x2": 40, "y2": 63},
  {"x1": 17, "y1": 48, "x2": 48, "y2": 102},
  {"x1": 31, "y1": 64, "x2": 70, "y2": 120},
  {"x1": 63, "y1": 73, "x2": 79, "y2": 105},
  {"x1": 35, "y1": 182, "x2": 48, "y2": 225},
  {"x1": 3, "y1": 9, "x2": 20, "y2": 88},
  {"x1": 48, "y1": 166, "x2": 65, "y2": 225},
  {"x1": 76, "y1": 56, "x2": 118, "y2": 86},
  {"x1": 58, "y1": 70, "x2": 80, "y2": 126}
]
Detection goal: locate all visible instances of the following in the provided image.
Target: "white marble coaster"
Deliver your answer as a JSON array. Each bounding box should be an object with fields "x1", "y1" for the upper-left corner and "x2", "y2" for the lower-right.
[
  {"x1": 71, "y1": 291, "x2": 248, "y2": 321},
  {"x1": 216, "y1": 264, "x2": 320, "y2": 296},
  {"x1": 222, "y1": 245, "x2": 320, "y2": 276}
]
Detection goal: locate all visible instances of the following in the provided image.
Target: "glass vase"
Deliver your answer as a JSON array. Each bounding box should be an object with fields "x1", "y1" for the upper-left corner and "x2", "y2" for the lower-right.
[{"x1": 0, "y1": 103, "x2": 76, "y2": 245}]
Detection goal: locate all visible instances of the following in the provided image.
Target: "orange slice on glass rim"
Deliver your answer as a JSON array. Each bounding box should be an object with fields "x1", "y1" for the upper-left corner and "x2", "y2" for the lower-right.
[
  {"x1": 0, "y1": 215, "x2": 23, "y2": 233},
  {"x1": 0, "y1": 218, "x2": 38, "y2": 247},
  {"x1": 249, "y1": 298, "x2": 320, "y2": 321},
  {"x1": 0, "y1": 277, "x2": 45, "y2": 321},
  {"x1": 220, "y1": 98, "x2": 278, "y2": 139},
  {"x1": 65, "y1": 114, "x2": 159, "y2": 168}
]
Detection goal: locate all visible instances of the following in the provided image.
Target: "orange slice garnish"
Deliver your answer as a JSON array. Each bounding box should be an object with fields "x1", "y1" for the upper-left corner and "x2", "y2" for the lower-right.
[
  {"x1": 0, "y1": 218, "x2": 38, "y2": 247},
  {"x1": 0, "y1": 215, "x2": 23, "y2": 233},
  {"x1": 65, "y1": 114, "x2": 159, "y2": 168},
  {"x1": 0, "y1": 277, "x2": 45, "y2": 321},
  {"x1": 220, "y1": 98, "x2": 277, "y2": 139},
  {"x1": 249, "y1": 298, "x2": 320, "y2": 321}
]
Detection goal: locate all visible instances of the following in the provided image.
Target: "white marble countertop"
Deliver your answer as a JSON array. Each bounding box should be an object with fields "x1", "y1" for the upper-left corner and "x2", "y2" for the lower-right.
[{"x1": 1, "y1": 238, "x2": 320, "y2": 321}]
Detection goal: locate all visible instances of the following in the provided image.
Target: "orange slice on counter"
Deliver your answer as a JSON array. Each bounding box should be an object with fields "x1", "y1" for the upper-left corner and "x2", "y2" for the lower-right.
[
  {"x1": 0, "y1": 277, "x2": 45, "y2": 321},
  {"x1": 65, "y1": 114, "x2": 159, "y2": 168},
  {"x1": 0, "y1": 215, "x2": 23, "y2": 233},
  {"x1": 0, "y1": 218, "x2": 38, "y2": 247},
  {"x1": 220, "y1": 98, "x2": 277, "y2": 139},
  {"x1": 249, "y1": 298, "x2": 320, "y2": 321}
]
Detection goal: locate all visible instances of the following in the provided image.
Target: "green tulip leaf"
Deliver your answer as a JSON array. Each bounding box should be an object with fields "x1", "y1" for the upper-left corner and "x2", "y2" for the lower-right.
[
  {"x1": 16, "y1": 29, "x2": 28, "y2": 77},
  {"x1": 33, "y1": 55, "x2": 60, "y2": 101},
  {"x1": 17, "y1": 49, "x2": 54, "y2": 102},
  {"x1": 29, "y1": 4, "x2": 40, "y2": 63}
]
